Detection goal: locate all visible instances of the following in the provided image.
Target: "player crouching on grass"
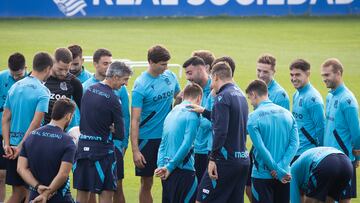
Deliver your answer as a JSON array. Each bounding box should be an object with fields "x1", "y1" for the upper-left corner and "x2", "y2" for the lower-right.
[{"x1": 155, "y1": 83, "x2": 203, "y2": 203}]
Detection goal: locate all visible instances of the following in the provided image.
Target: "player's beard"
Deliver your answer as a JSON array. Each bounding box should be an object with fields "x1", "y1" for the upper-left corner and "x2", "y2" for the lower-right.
[
  {"x1": 70, "y1": 68, "x2": 81, "y2": 76},
  {"x1": 64, "y1": 120, "x2": 71, "y2": 130}
]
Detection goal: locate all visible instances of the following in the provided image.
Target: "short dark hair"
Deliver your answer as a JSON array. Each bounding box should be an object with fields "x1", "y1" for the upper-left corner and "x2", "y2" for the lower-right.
[
  {"x1": 55, "y1": 48, "x2": 73, "y2": 64},
  {"x1": 212, "y1": 56, "x2": 236, "y2": 77},
  {"x1": 51, "y1": 98, "x2": 76, "y2": 121},
  {"x1": 257, "y1": 54, "x2": 276, "y2": 69},
  {"x1": 8, "y1": 52, "x2": 26, "y2": 71},
  {"x1": 68, "y1": 44, "x2": 83, "y2": 59},
  {"x1": 211, "y1": 62, "x2": 232, "y2": 80},
  {"x1": 183, "y1": 83, "x2": 203, "y2": 100},
  {"x1": 321, "y1": 58, "x2": 343, "y2": 75},
  {"x1": 32, "y1": 52, "x2": 53, "y2": 72},
  {"x1": 191, "y1": 50, "x2": 215, "y2": 67},
  {"x1": 183, "y1": 56, "x2": 206, "y2": 68},
  {"x1": 147, "y1": 45, "x2": 171, "y2": 63},
  {"x1": 93, "y1": 48, "x2": 112, "y2": 63},
  {"x1": 245, "y1": 79, "x2": 268, "y2": 96},
  {"x1": 289, "y1": 59, "x2": 310, "y2": 72}
]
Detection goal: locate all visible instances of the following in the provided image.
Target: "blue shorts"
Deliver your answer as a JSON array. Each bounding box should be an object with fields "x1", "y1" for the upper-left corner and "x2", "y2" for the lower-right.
[
  {"x1": 196, "y1": 161, "x2": 249, "y2": 203},
  {"x1": 135, "y1": 139, "x2": 160, "y2": 177},
  {"x1": 0, "y1": 137, "x2": 6, "y2": 170},
  {"x1": 73, "y1": 153, "x2": 117, "y2": 194},
  {"x1": 251, "y1": 178, "x2": 289, "y2": 203},
  {"x1": 162, "y1": 169, "x2": 198, "y2": 203},
  {"x1": 306, "y1": 153, "x2": 353, "y2": 201},
  {"x1": 114, "y1": 146, "x2": 124, "y2": 180},
  {"x1": 194, "y1": 153, "x2": 208, "y2": 183},
  {"x1": 6, "y1": 156, "x2": 25, "y2": 186}
]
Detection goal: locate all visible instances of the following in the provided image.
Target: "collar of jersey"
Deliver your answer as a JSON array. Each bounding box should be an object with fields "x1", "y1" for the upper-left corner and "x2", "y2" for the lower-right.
[
  {"x1": 330, "y1": 83, "x2": 345, "y2": 96},
  {"x1": 298, "y1": 82, "x2": 311, "y2": 94},
  {"x1": 217, "y1": 82, "x2": 234, "y2": 94}
]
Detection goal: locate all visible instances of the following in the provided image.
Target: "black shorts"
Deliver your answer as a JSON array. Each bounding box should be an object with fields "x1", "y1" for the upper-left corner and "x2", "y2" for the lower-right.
[
  {"x1": 6, "y1": 156, "x2": 25, "y2": 186},
  {"x1": 196, "y1": 161, "x2": 249, "y2": 203},
  {"x1": 194, "y1": 153, "x2": 208, "y2": 183},
  {"x1": 306, "y1": 153, "x2": 353, "y2": 201},
  {"x1": 251, "y1": 178, "x2": 289, "y2": 203},
  {"x1": 162, "y1": 169, "x2": 197, "y2": 203},
  {"x1": 73, "y1": 153, "x2": 117, "y2": 194},
  {"x1": 0, "y1": 137, "x2": 6, "y2": 170},
  {"x1": 135, "y1": 139, "x2": 161, "y2": 177},
  {"x1": 114, "y1": 144, "x2": 124, "y2": 180},
  {"x1": 246, "y1": 146, "x2": 254, "y2": 187}
]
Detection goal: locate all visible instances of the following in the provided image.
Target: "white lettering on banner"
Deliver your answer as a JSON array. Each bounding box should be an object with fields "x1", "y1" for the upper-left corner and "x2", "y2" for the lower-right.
[
  {"x1": 288, "y1": 0, "x2": 306, "y2": 5},
  {"x1": 211, "y1": 0, "x2": 229, "y2": 6},
  {"x1": 93, "y1": 0, "x2": 354, "y2": 6},
  {"x1": 188, "y1": 0, "x2": 205, "y2": 5},
  {"x1": 116, "y1": 0, "x2": 134, "y2": 5},
  {"x1": 236, "y1": 0, "x2": 255, "y2": 5},
  {"x1": 335, "y1": 0, "x2": 353, "y2": 4},
  {"x1": 93, "y1": 0, "x2": 114, "y2": 5},
  {"x1": 267, "y1": 0, "x2": 284, "y2": 5}
]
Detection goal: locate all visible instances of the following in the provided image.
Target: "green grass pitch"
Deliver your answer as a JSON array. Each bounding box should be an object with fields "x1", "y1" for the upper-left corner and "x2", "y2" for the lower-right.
[{"x1": 0, "y1": 17, "x2": 359, "y2": 202}]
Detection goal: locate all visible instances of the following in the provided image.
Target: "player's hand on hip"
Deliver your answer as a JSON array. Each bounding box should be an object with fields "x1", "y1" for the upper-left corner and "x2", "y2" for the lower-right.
[
  {"x1": 208, "y1": 161, "x2": 218, "y2": 180},
  {"x1": 3, "y1": 145, "x2": 13, "y2": 159},
  {"x1": 133, "y1": 150, "x2": 146, "y2": 168},
  {"x1": 187, "y1": 104, "x2": 205, "y2": 114}
]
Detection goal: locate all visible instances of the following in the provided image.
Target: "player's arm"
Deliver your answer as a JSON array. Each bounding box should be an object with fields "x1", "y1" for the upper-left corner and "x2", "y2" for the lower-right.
[
  {"x1": 131, "y1": 107, "x2": 147, "y2": 168},
  {"x1": 15, "y1": 112, "x2": 44, "y2": 158},
  {"x1": 112, "y1": 96, "x2": 125, "y2": 140},
  {"x1": 247, "y1": 115, "x2": 286, "y2": 176},
  {"x1": 277, "y1": 117, "x2": 299, "y2": 177},
  {"x1": 44, "y1": 142, "x2": 76, "y2": 198},
  {"x1": 119, "y1": 86, "x2": 130, "y2": 149},
  {"x1": 71, "y1": 77, "x2": 83, "y2": 110},
  {"x1": 308, "y1": 101, "x2": 325, "y2": 146},
  {"x1": 2, "y1": 108, "x2": 13, "y2": 158},
  {"x1": 290, "y1": 161, "x2": 302, "y2": 203},
  {"x1": 166, "y1": 115, "x2": 199, "y2": 173},
  {"x1": 16, "y1": 94, "x2": 50, "y2": 158},
  {"x1": 209, "y1": 99, "x2": 229, "y2": 160},
  {"x1": 276, "y1": 91, "x2": 290, "y2": 110},
  {"x1": 343, "y1": 104, "x2": 360, "y2": 152},
  {"x1": 17, "y1": 156, "x2": 47, "y2": 192}
]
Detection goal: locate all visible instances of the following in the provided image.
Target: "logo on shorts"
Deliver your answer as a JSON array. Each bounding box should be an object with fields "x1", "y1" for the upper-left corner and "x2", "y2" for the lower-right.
[
  {"x1": 202, "y1": 189, "x2": 209, "y2": 194},
  {"x1": 60, "y1": 82, "x2": 68, "y2": 91},
  {"x1": 83, "y1": 147, "x2": 90, "y2": 151}
]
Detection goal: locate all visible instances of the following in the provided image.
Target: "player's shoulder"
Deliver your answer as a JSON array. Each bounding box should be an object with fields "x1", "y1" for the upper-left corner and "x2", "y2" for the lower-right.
[
  {"x1": 339, "y1": 90, "x2": 358, "y2": 109},
  {"x1": 0, "y1": 69, "x2": 9, "y2": 78}
]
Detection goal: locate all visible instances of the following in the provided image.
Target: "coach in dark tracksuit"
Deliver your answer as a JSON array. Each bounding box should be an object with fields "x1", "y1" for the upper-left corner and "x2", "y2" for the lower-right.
[{"x1": 190, "y1": 62, "x2": 250, "y2": 203}]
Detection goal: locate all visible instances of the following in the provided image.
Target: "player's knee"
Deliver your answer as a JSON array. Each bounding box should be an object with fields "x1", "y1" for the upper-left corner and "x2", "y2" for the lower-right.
[
  {"x1": 0, "y1": 171, "x2": 5, "y2": 184},
  {"x1": 140, "y1": 177, "x2": 153, "y2": 191}
]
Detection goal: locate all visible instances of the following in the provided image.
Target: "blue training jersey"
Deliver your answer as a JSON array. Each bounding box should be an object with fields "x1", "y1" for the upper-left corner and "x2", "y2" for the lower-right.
[
  {"x1": 20, "y1": 125, "x2": 76, "y2": 203},
  {"x1": 77, "y1": 82, "x2": 124, "y2": 160},
  {"x1": 323, "y1": 83, "x2": 360, "y2": 161},
  {"x1": 76, "y1": 67, "x2": 92, "y2": 83},
  {"x1": 292, "y1": 83, "x2": 325, "y2": 155},
  {"x1": 157, "y1": 101, "x2": 200, "y2": 173},
  {"x1": 132, "y1": 70, "x2": 180, "y2": 140},
  {"x1": 210, "y1": 83, "x2": 249, "y2": 164},
  {"x1": 247, "y1": 99, "x2": 299, "y2": 180},
  {"x1": 0, "y1": 70, "x2": 21, "y2": 135},
  {"x1": 268, "y1": 79, "x2": 290, "y2": 110},
  {"x1": 194, "y1": 78, "x2": 212, "y2": 154},
  {"x1": 82, "y1": 74, "x2": 130, "y2": 149},
  {"x1": 290, "y1": 147, "x2": 344, "y2": 203},
  {"x1": 205, "y1": 92, "x2": 215, "y2": 152},
  {"x1": 4, "y1": 76, "x2": 50, "y2": 146}
]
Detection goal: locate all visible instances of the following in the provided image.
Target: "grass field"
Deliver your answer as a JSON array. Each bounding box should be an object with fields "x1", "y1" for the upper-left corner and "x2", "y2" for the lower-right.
[{"x1": 0, "y1": 17, "x2": 359, "y2": 202}]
